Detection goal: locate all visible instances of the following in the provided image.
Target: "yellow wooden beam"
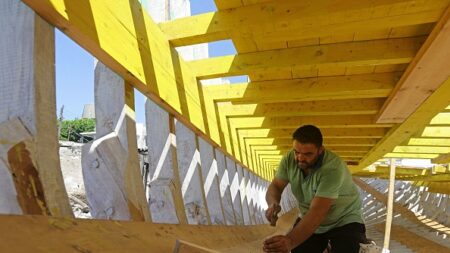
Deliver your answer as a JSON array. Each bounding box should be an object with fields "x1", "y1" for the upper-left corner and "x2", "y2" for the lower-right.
[
  {"x1": 203, "y1": 73, "x2": 398, "y2": 103},
  {"x1": 430, "y1": 112, "x2": 450, "y2": 124},
  {"x1": 159, "y1": 0, "x2": 447, "y2": 46},
  {"x1": 393, "y1": 146, "x2": 450, "y2": 154},
  {"x1": 238, "y1": 128, "x2": 387, "y2": 139},
  {"x1": 216, "y1": 98, "x2": 384, "y2": 117},
  {"x1": 421, "y1": 126, "x2": 450, "y2": 137},
  {"x1": 384, "y1": 153, "x2": 439, "y2": 159},
  {"x1": 357, "y1": 78, "x2": 450, "y2": 171},
  {"x1": 227, "y1": 115, "x2": 392, "y2": 129},
  {"x1": 190, "y1": 37, "x2": 423, "y2": 79},
  {"x1": 243, "y1": 137, "x2": 380, "y2": 147},
  {"x1": 354, "y1": 165, "x2": 429, "y2": 177},
  {"x1": 377, "y1": 6, "x2": 450, "y2": 123},
  {"x1": 408, "y1": 137, "x2": 450, "y2": 146}
]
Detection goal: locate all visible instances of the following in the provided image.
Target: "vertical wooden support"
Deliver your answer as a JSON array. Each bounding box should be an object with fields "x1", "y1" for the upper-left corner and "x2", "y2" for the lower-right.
[
  {"x1": 175, "y1": 121, "x2": 209, "y2": 225},
  {"x1": 82, "y1": 62, "x2": 150, "y2": 221},
  {"x1": 383, "y1": 158, "x2": 397, "y2": 252},
  {"x1": 257, "y1": 177, "x2": 267, "y2": 224},
  {"x1": 244, "y1": 170, "x2": 257, "y2": 225},
  {"x1": 227, "y1": 158, "x2": 244, "y2": 225},
  {"x1": 145, "y1": 99, "x2": 187, "y2": 224},
  {"x1": 0, "y1": 0, "x2": 72, "y2": 217},
  {"x1": 215, "y1": 149, "x2": 236, "y2": 225},
  {"x1": 198, "y1": 138, "x2": 226, "y2": 225},
  {"x1": 250, "y1": 173, "x2": 262, "y2": 224},
  {"x1": 237, "y1": 165, "x2": 251, "y2": 225}
]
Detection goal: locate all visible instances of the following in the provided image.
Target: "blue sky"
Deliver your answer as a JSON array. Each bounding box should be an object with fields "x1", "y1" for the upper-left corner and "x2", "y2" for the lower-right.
[{"x1": 55, "y1": 0, "x2": 243, "y2": 124}]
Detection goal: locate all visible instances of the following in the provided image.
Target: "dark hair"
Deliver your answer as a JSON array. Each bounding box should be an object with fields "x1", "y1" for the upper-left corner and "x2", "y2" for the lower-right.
[{"x1": 292, "y1": 125, "x2": 323, "y2": 147}]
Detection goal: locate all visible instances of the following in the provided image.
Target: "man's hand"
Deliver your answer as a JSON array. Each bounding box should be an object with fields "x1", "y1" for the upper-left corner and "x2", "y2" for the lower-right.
[
  {"x1": 265, "y1": 203, "x2": 281, "y2": 226},
  {"x1": 263, "y1": 235, "x2": 293, "y2": 253}
]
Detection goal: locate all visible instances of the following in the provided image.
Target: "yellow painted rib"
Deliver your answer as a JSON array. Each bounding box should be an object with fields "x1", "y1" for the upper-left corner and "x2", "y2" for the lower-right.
[
  {"x1": 160, "y1": 0, "x2": 447, "y2": 46},
  {"x1": 190, "y1": 37, "x2": 424, "y2": 79},
  {"x1": 203, "y1": 73, "x2": 398, "y2": 103}
]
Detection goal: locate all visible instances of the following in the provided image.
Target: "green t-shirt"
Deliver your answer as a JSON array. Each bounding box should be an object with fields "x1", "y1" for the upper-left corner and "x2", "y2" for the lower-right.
[{"x1": 276, "y1": 149, "x2": 364, "y2": 234}]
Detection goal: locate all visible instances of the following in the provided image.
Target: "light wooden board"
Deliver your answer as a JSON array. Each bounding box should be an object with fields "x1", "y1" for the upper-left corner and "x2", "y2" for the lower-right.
[
  {"x1": 0, "y1": 214, "x2": 275, "y2": 253},
  {"x1": 0, "y1": 0, "x2": 72, "y2": 217}
]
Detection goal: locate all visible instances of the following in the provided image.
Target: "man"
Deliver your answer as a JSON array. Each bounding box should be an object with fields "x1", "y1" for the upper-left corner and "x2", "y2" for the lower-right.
[{"x1": 263, "y1": 125, "x2": 366, "y2": 253}]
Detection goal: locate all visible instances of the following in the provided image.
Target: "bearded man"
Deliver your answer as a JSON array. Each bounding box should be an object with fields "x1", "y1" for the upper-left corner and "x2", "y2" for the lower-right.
[{"x1": 263, "y1": 125, "x2": 366, "y2": 253}]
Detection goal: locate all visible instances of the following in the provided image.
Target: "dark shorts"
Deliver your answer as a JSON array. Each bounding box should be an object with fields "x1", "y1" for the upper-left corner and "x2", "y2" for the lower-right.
[{"x1": 292, "y1": 221, "x2": 367, "y2": 253}]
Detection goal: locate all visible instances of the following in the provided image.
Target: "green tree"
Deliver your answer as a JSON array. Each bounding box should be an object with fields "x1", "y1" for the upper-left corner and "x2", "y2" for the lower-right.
[{"x1": 60, "y1": 118, "x2": 95, "y2": 142}]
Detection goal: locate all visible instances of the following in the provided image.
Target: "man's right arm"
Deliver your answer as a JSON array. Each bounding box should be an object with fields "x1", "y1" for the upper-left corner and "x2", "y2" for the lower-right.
[{"x1": 265, "y1": 178, "x2": 288, "y2": 223}]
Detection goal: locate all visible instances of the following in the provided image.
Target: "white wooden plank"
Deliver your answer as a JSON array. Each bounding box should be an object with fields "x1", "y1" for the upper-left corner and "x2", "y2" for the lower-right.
[
  {"x1": 81, "y1": 62, "x2": 150, "y2": 221},
  {"x1": 175, "y1": 121, "x2": 209, "y2": 225},
  {"x1": 215, "y1": 149, "x2": 236, "y2": 225},
  {"x1": 227, "y1": 158, "x2": 244, "y2": 225},
  {"x1": 0, "y1": 0, "x2": 72, "y2": 216},
  {"x1": 145, "y1": 99, "x2": 187, "y2": 224},
  {"x1": 198, "y1": 137, "x2": 226, "y2": 225}
]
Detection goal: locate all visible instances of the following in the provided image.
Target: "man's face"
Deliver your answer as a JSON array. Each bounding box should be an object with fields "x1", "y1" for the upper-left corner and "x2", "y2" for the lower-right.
[{"x1": 293, "y1": 140, "x2": 323, "y2": 170}]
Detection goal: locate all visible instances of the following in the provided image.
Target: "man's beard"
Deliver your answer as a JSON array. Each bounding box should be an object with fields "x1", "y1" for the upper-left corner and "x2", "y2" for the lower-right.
[
  {"x1": 297, "y1": 161, "x2": 311, "y2": 170},
  {"x1": 297, "y1": 157, "x2": 318, "y2": 170}
]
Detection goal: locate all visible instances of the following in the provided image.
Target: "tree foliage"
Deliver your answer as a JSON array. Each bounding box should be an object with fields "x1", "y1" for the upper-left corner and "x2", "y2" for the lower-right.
[{"x1": 60, "y1": 118, "x2": 95, "y2": 142}]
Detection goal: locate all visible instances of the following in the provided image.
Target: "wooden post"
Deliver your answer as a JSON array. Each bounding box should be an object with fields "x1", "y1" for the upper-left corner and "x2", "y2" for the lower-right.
[
  {"x1": 0, "y1": 0, "x2": 72, "y2": 217},
  {"x1": 215, "y1": 149, "x2": 237, "y2": 225},
  {"x1": 250, "y1": 173, "x2": 262, "y2": 224},
  {"x1": 145, "y1": 99, "x2": 187, "y2": 224},
  {"x1": 81, "y1": 62, "x2": 150, "y2": 221},
  {"x1": 383, "y1": 158, "x2": 397, "y2": 252},
  {"x1": 198, "y1": 137, "x2": 226, "y2": 225},
  {"x1": 237, "y1": 165, "x2": 251, "y2": 225},
  {"x1": 245, "y1": 170, "x2": 257, "y2": 225},
  {"x1": 227, "y1": 158, "x2": 244, "y2": 225},
  {"x1": 175, "y1": 121, "x2": 210, "y2": 225}
]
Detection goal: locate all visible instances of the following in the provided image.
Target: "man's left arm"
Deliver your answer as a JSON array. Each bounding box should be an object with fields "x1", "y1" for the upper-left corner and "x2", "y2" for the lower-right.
[{"x1": 263, "y1": 196, "x2": 333, "y2": 252}]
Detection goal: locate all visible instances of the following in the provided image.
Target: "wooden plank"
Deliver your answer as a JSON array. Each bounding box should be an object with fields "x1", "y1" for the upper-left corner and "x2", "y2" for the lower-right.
[
  {"x1": 226, "y1": 157, "x2": 244, "y2": 225},
  {"x1": 198, "y1": 137, "x2": 226, "y2": 225},
  {"x1": 243, "y1": 137, "x2": 379, "y2": 147},
  {"x1": 0, "y1": 214, "x2": 275, "y2": 253},
  {"x1": 0, "y1": 0, "x2": 72, "y2": 216},
  {"x1": 82, "y1": 62, "x2": 151, "y2": 221},
  {"x1": 190, "y1": 37, "x2": 423, "y2": 79},
  {"x1": 221, "y1": 208, "x2": 300, "y2": 253},
  {"x1": 216, "y1": 98, "x2": 384, "y2": 117},
  {"x1": 377, "y1": 6, "x2": 450, "y2": 123},
  {"x1": 175, "y1": 121, "x2": 210, "y2": 225},
  {"x1": 236, "y1": 165, "x2": 252, "y2": 225},
  {"x1": 203, "y1": 73, "x2": 398, "y2": 103},
  {"x1": 227, "y1": 115, "x2": 393, "y2": 129},
  {"x1": 145, "y1": 99, "x2": 187, "y2": 224},
  {"x1": 215, "y1": 149, "x2": 236, "y2": 225},
  {"x1": 159, "y1": 0, "x2": 447, "y2": 46},
  {"x1": 238, "y1": 128, "x2": 388, "y2": 139}
]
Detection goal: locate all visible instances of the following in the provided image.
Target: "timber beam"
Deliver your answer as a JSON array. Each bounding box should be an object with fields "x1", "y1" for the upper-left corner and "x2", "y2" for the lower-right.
[
  {"x1": 191, "y1": 38, "x2": 423, "y2": 79},
  {"x1": 159, "y1": 0, "x2": 447, "y2": 47},
  {"x1": 216, "y1": 98, "x2": 384, "y2": 118},
  {"x1": 203, "y1": 73, "x2": 399, "y2": 104}
]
